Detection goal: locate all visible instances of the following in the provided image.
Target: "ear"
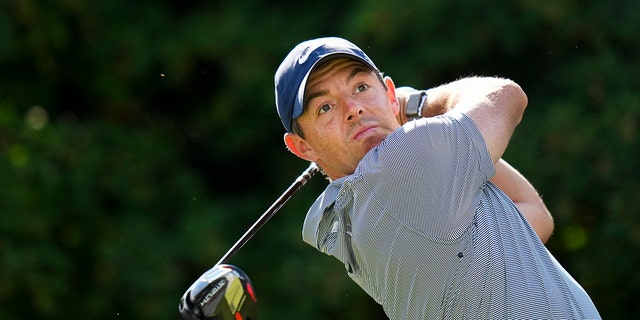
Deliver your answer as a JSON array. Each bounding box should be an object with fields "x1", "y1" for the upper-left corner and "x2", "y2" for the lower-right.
[
  {"x1": 383, "y1": 76, "x2": 400, "y2": 115},
  {"x1": 284, "y1": 133, "x2": 316, "y2": 161}
]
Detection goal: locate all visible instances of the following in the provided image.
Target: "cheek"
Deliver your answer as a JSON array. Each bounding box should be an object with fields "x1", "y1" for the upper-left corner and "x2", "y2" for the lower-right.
[
  {"x1": 301, "y1": 115, "x2": 340, "y2": 141},
  {"x1": 308, "y1": 131, "x2": 339, "y2": 152},
  {"x1": 305, "y1": 129, "x2": 346, "y2": 159}
]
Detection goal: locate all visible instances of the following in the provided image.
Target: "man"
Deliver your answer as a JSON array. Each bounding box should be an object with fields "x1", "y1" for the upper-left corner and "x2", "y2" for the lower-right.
[{"x1": 274, "y1": 37, "x2": 600, "y2": 319}]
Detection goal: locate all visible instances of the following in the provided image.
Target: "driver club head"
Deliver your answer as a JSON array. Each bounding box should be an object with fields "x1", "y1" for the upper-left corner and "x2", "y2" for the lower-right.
[{"x1": 179, "y1": 264, "x2": 257, "y2": 320}]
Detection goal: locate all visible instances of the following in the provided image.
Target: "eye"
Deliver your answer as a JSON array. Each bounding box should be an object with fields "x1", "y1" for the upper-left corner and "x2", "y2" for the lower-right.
[
  {"x1": 318, "y1": 104, "x2": 332, "y2": 115},
  {"x1": 355, "y1": 83, "x2": 369, "y2": 93}
]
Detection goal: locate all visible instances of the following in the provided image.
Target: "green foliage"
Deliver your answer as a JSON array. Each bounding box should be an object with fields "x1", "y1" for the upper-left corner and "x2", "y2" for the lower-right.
[{"x1": 1, "y1": 0, "x2": 638, "y2": 318}]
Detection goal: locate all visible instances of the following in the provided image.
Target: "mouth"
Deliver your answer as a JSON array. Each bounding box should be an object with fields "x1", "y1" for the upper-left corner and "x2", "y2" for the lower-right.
[{"x1": 351, "y1": 124, "x2": 377, "y2": 141}]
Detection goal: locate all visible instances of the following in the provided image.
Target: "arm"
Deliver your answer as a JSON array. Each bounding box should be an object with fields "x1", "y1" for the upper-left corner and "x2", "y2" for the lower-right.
[
  {"x1": 397, "y1": 77, "x2": 528, "y2": 163},
  {"x1": 491, "y1": 159, "x2": 554, "y2": 243},
  {"x1": 396, "y1": 82, "x2": 552, "y2": 242}
]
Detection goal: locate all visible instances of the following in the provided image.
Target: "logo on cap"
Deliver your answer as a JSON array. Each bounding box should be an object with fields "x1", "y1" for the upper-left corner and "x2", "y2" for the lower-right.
[{"x1": 298, "y1": 47, "x2": 311, "y2": 64}]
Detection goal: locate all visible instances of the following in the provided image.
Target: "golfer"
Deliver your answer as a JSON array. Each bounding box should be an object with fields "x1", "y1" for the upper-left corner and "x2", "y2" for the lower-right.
[{"x1": 274, "y1": 37, "x2": 600, "y2": 319}]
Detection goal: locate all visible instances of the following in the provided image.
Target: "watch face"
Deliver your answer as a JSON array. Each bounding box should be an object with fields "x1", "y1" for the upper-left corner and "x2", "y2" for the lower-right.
[{"x1": 406, "y1": 91, "x2": 424, "y2": 118}]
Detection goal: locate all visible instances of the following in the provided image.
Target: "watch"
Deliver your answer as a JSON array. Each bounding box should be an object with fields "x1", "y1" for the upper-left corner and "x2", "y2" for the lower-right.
[{"x1": 405, "y1": 90, "x2": 427, "y2": 120}]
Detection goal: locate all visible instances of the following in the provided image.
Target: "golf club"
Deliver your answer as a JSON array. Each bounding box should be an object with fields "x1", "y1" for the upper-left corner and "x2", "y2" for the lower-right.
[{"x1": 179, "y1": 162, "x2": 320, "y2": 320}]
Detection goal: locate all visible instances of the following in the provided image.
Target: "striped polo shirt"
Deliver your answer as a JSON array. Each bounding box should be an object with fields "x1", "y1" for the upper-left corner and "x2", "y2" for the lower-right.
[{"x1": 302, "y1": 112, "x2": 600, "y2": 319}]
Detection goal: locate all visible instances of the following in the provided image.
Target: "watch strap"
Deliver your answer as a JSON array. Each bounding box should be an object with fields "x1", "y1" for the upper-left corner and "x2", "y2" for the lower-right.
[{"x1": 405, "y1": 90, "x2": 426, "y2": 120}]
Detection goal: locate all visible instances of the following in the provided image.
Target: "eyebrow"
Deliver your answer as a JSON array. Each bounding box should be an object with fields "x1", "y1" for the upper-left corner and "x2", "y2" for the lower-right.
[{"x1": 303, "y1": 63, "x2": 371, "y2": 109}]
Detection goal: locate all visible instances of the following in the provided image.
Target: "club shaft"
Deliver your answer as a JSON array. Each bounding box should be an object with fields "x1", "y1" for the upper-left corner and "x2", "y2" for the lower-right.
[{"x1": 215, "y1": 162, "x2": 320, "y2": 266}]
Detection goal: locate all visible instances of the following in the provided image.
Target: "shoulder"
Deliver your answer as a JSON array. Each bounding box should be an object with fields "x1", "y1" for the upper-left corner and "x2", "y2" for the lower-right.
[{"x1": 364, "y1": 112, "x2": 487, "y2": 174}]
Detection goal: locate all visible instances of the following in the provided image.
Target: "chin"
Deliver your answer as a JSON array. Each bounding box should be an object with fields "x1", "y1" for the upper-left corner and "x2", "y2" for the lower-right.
[{"x1": 363, "y1": 138, "x2": 384, "y2": 152}]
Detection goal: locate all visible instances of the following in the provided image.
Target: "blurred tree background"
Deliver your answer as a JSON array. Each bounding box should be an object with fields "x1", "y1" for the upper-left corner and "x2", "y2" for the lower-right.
[{"x1": 0, "y1": 0, "x2": 638, "y2": 319}]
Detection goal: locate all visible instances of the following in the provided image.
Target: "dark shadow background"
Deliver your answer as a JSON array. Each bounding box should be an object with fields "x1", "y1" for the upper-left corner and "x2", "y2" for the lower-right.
[{"x1": 1, "y1": 0, "x2": 638, "y2": 319}]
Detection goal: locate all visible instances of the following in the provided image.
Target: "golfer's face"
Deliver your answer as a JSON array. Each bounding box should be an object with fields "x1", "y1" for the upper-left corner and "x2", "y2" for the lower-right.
[{"x1": 296, "y1": 59, "x2": 400, "y2": 179}]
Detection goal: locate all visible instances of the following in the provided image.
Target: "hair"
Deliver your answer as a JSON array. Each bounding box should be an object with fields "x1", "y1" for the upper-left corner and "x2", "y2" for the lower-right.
[
  {"x1": 292, "y1": 58, "x2": 386, "y2": 139},
  {"x1": 291, "y1": 118, "x2": 305, "y2": 138}
]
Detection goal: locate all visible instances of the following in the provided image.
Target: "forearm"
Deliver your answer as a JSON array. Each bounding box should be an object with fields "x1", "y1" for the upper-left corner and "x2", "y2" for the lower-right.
[
  {"x1": 398, "y1": 76, "x2": 525, "y2": 120},
  {"x1": 490, "y1": 159, "x2": 554, "y2": 243}
]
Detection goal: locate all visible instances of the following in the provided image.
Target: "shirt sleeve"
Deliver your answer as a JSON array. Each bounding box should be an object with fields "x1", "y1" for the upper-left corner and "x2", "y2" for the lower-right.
[{"x1": 370, "y1": 111, "x2": 495, "y2": 240}]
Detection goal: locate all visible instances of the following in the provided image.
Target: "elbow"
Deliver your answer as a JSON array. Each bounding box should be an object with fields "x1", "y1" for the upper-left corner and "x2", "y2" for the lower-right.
[
  {"x1": 499, "y1": 79, "x2": 528, "y2": 125},
  {"x1": 517, "y1": 200, "x2": 555, "y2": 244},
  {"x1": 537, "y1": 204, "x2": 555, "y2": 243},
  {"x1": 540, "y1": 212, "x2": 555, "y2": 244},
  {"x1": 504, "y1": 80, "x2": 528, "y2": 112}
]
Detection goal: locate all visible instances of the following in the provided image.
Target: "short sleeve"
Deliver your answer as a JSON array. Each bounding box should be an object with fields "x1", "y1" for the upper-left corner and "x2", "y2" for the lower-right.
[{"x1": 360, "y1": 111, "x2": 495, "y2": 240}]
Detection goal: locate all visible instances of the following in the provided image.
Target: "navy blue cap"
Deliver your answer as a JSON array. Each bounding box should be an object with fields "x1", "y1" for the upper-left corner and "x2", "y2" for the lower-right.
[{"x1": 275, "y1": 37, "x2": 380, "y2": 132}]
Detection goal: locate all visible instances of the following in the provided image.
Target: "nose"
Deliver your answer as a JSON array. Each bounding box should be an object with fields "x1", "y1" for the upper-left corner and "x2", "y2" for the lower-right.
[{"x1": 344, "y1": 98, "x2": 364, "y2": 122}]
